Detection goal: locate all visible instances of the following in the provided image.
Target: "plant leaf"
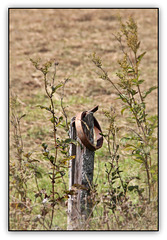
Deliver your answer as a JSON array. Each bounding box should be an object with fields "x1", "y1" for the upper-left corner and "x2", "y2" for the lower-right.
[
  {"x1": 55, "y1": 84, "x2": 63, "y2": 91},
  {"x1": 121, "y1": 106, "x2": 128, "y2": 115},
  {"x1": 124, "y1": 144, "x2": 136, "y2": 151},
  {"x1": 42, "y1": 143, "x2": 48, "y2": 150},
  {"x1": 64, "y1": 138, "x2": 77, "y2": 144},
  {"x1": 128, "y1": 185, "x2": 139, "y2": 192},
  {"x1": 137, "y1": 79, "x2": 145, "y2": 85},
  {"x1": 143, "y1": 86, "x2": 157, "y2": 99},
  {"x1": 35, "y1": 170, "x2": 42, "y2": 178},
  {"x1": 19, "y1": 114, "x2": 26, "y2": 121},
  {"x1": 37, "y1": 105, "x2": 51, "y2": 112},
  {"x1": 132, "y1": 154, "x2": 145, "y2": 163},
  {"x1": 137, "y1": 51, "x2": 146, "y2": 64}
]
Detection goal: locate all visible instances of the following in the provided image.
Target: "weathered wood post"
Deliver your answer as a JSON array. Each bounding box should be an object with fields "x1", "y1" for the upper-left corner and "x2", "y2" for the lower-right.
[{"x1": 67, "y1": 106, "x2": 103, "y2": 230}]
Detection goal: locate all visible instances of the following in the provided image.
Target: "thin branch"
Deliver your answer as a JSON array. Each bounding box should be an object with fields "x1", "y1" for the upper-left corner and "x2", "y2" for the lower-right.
[{"x1": 60, "y1": 78, "x2": 70, "y2": 131}]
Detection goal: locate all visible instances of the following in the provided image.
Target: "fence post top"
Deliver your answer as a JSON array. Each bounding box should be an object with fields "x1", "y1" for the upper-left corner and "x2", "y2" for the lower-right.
[{"x1": 75, "y1": 108, "x2": 103, "y2": 151}]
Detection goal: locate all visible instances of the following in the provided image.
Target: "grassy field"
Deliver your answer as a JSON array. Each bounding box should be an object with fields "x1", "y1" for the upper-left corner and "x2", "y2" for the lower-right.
[{"x1": 9, "y1": 9, "x2": 158, "y2": 231}]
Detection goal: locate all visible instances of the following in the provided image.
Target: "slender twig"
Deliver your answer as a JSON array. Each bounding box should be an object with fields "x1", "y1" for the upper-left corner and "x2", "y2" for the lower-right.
[
  {"x1": 116, "y1": 156, "x2": 126, "y2": 195},
  {"x1": 113, "y1": 33, "x2": 134, "y2": 69},
  {"x1": 60, "y1": 78, "x2": 69, "y2": 131},
  {"x1": 145, "y1": 156, "x2": 151, "y2": 203},
  {"x1": 38, "y1": 218, "x2": 49, "y2": 230},
  {"x1": 81, "y1": 203, "x2": 97, "y2": 230},
  {"x1": 52, "y1": 62, "x2": 59, "y2": 86},
  {"x1": 35, "y1": 175, "x2": 43, "y2": 201}
]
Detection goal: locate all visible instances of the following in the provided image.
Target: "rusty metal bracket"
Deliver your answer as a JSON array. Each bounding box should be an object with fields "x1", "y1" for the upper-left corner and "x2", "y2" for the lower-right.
[{"x1": 75, "y1": 105, "x2": 103, "y2": 151}]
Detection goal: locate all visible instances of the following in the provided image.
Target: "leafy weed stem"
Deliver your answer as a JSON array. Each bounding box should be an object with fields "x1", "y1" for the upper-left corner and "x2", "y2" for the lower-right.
[
  {"x1": 99, "y1": 64, "x2": 147, "y2": 140},
  {"x1": 112, "y1": 33, "x2": 134, "y2": 69}
]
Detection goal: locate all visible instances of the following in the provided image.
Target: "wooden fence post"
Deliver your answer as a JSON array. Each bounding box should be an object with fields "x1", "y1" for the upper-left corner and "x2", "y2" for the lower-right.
[{"x1": 67, "y1": 112, "x2": 95, "y2": 230}]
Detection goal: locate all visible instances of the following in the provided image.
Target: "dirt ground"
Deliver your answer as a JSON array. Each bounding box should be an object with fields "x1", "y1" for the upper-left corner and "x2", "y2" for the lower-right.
[
  {"x1": 9, "y1": 8, "x2": 158, "y2": 146},
  {"x1": 9, "y1": 9, "x2": 158, "y2": 231}
]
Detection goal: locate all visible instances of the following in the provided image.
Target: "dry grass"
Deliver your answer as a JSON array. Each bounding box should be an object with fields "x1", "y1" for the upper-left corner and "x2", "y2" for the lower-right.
[
  {"x1": 9, "y1": 8, "x2": 158, "y2": 145},
  {"x1": 9, "y1": 8, "x2": 158, "y2": 231}
]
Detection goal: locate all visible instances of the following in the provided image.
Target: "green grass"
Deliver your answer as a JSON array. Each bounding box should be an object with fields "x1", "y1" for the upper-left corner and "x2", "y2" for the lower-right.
[
  {"x1": 9, "y1": 87, "x2": 158, "y2": 230},
  {"x1": 9, "y1": 98, "x2": 158, "y2": 230},
  {"x1": 67, "y1": 95, "x2": 93, "y2": 105}
]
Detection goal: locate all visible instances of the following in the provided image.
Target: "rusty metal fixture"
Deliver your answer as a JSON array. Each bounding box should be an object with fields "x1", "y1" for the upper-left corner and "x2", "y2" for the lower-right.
[{"x1": 75, "y1": 106, "x2": 103, "y2": 151}]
